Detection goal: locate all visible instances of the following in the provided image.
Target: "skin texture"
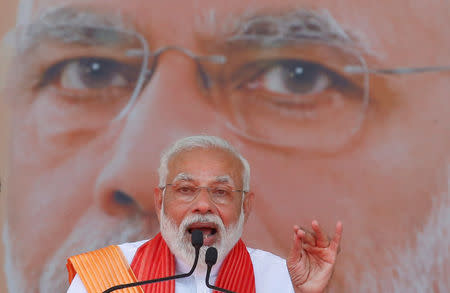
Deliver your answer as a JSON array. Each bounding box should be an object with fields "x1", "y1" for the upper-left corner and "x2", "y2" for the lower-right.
[{"x1": 2, "y1": 0, "x2": 449, "y2": 292}]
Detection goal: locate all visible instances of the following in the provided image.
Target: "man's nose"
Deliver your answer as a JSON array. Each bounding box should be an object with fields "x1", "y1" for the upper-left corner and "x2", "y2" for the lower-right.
[
  {"x1": 191, "y1": 188, "x2": 216, "y2": 215},
  {"x1": 93, "y1": 51, "x2": 229, "y2": 216}
]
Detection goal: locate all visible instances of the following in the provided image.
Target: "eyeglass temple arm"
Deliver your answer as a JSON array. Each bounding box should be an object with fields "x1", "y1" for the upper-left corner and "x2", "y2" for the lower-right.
[{"x1": 344, "y1": 65, "x2": 450, "y2": 75}]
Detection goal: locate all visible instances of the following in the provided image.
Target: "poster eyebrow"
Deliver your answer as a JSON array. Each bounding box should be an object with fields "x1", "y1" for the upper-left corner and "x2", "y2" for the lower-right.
[
  {"x1": 14, "y1": 6, "x2": 136, "y2": 53},
  {"x1": 195, "y1": 8, "x2": 370, "y2": 54}
]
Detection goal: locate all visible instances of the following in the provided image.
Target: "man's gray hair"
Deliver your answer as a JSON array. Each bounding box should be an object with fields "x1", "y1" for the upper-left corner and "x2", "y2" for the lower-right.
[{"x1": 158, "y1": 135, "x2": 250, "y2": 191}]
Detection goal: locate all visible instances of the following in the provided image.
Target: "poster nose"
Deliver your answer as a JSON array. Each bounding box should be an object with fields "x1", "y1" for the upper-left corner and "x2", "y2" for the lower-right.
[{"x1": 93, "y1": 53, "x2": 225, "y2": 217}]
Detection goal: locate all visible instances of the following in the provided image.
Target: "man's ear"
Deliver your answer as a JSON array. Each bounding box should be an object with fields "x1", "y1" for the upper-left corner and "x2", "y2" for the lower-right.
[
  {"x1": 243, "y1": 191, "x2": 255, "y2": 223},
  {"x1": 154, "y1": 187, "x2": 163, "y2": 222}
]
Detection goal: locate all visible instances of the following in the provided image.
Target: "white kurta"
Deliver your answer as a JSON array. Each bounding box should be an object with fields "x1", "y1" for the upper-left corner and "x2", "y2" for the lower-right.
[{"x1": 67, "y1": 239, "x2": 295, "y2": 293}]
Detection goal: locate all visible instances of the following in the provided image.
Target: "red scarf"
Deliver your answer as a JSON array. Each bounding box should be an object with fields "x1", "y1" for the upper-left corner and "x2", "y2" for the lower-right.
[{"x1": 131, "y1": 233, "x2": 256, "y2": 293}]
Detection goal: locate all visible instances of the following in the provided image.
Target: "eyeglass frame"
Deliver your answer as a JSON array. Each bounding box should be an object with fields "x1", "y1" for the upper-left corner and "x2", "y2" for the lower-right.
[{"x1": 160, "y1": 183, "x2": 247, "y2": 204}]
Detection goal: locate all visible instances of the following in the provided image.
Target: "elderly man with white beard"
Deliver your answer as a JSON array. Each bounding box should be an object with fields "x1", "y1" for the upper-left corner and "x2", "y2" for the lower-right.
[{"x1": 66, "y1": 135, "x2": 343, "y2": 293}]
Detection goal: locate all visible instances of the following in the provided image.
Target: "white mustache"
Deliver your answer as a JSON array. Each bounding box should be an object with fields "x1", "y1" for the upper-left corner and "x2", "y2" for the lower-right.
[{"x1": 179, "y1": 214, "x2": 225, "y2": 238}]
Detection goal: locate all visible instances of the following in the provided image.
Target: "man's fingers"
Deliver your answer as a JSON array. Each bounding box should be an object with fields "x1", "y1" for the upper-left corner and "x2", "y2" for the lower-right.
[
  {"x1": 296, "y1": 225, "x2": 316, "y2": 246},
  {"x1": 288, "y1": 226, "x2": 304, "y2": 262},
  {"x1": 311, "y1": 220, "x2": 329, "y2": 248},
  {"x1": 329, "y1": 221, "x2": 343, "y2": 252}
]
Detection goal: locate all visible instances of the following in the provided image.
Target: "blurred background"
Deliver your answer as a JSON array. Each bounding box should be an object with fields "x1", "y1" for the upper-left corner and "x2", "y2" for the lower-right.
[{"x1": 0, "y1": 1, "x2": 17, "y2": 292}]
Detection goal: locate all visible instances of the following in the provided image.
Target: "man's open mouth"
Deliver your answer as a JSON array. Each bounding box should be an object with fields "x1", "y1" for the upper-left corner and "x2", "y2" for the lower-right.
[
  {"x1": 187, "y1": 223, "x2": 218, "y2": 236},
  {"x1": 187, "y1": 223, "x2": 219, "y2": 245}
]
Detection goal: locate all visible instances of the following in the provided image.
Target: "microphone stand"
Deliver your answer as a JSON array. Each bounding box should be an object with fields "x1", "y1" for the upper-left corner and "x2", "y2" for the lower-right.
[
  {"x1": 103, "y1": 230, "x2": 204, "y2": 293},
  {"x1": 205, "y1": 247, "x2": 237, "y2": 293}
]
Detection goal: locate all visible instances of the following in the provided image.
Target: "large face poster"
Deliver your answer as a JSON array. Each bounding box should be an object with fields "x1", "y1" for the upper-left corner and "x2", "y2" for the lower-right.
[{"x1": 1, "y1": 0, "x2": 449, "y2": 292}]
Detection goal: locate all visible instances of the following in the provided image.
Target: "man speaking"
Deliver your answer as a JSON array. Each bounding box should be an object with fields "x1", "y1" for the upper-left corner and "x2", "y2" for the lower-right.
[{"x1": 66, "y1": 136, "x2": 342, "y2": 292}]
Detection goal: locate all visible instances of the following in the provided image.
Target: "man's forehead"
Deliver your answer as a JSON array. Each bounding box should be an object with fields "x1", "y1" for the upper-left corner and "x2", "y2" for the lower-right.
[
  {"x1": 169, "y1": 148, "x2": 240, "y2": 166},
  {"x1": 167, "y1": 148, "x2": 243, "y2": 177}
]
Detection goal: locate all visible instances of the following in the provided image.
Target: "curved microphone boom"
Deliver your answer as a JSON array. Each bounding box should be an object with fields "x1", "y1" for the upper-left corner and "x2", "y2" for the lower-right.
[
  {"x1": 205, "y1": 247, "x2": 237, "y2": 293},
  {"x1": 103, "y1": 230, "x2": 204, "y2": 293}
]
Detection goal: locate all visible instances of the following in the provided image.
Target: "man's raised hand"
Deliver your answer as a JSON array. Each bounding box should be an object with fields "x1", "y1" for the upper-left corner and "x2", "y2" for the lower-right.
[{"x1": 287, "y1": 220, "x2": 343, "y2": 293}]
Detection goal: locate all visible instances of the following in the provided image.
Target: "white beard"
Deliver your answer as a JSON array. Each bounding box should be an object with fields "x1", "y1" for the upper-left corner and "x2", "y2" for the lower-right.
[{"x1": 159, "y1": 202, "x2": 245, "y2": 273}]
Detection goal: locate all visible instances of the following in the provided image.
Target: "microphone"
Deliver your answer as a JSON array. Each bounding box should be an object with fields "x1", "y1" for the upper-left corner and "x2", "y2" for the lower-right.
[
  {"x1": 205, "y1": 247, "x2": 237, "y2": 293},
  {"x1": 103, "y1": 230, "x2": 204, "y2": 293}
]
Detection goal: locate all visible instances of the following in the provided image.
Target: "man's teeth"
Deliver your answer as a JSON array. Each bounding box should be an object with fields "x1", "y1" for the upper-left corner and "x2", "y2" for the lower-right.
[{"x1": 189, "y1": 228, "x2": 216, "y2": 235}]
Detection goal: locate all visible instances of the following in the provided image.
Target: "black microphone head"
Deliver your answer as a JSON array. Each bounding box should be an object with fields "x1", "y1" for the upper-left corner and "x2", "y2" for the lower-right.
[
  {"x1": 191, "y1": 229, "x2": 204, "y2": 249},
  {"x1": 205, "y1": 247, "x2": 218, "y2": 266}
]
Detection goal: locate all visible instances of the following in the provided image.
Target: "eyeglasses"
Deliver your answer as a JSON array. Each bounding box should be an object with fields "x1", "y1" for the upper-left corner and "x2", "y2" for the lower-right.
[
  {"x1": 162, "y1": 183, "x2": 246, "y2": 205},
  {"x1": 11, "y1": 24, "x2": 450, "y2": 152}
]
